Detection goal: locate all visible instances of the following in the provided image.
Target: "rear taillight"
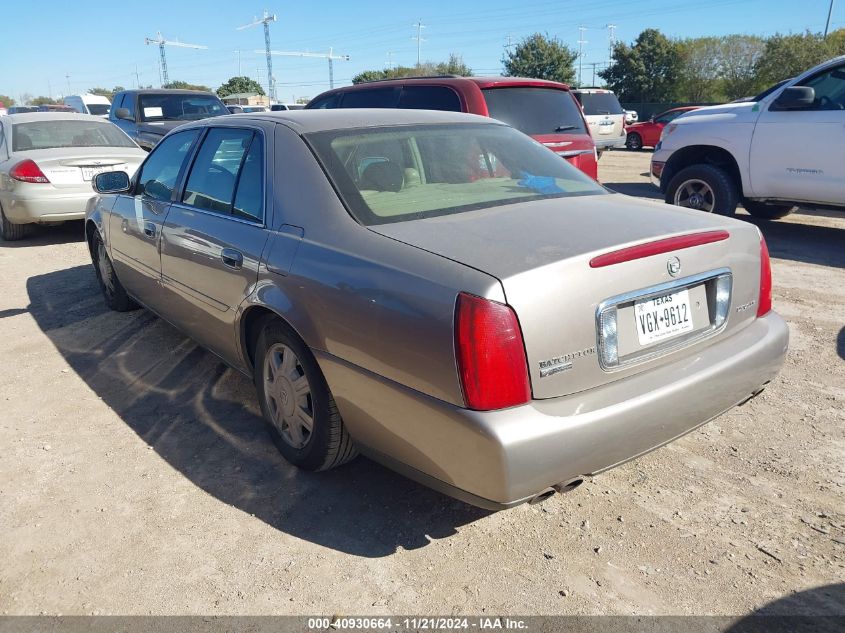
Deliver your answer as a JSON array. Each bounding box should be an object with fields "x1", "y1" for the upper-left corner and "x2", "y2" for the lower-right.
[
  {"x1": 757, "y1": 235, "x2": 772, "y2": 317},
  {"x1": 454, "y1": 292, "x2": 531, "y2": 411},
  {"x1": 10, "y1": 159, "x2": 49, "y2": 183}
]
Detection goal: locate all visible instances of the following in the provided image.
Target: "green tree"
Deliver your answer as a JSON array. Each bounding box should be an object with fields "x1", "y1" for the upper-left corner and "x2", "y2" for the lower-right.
[
  {"x1": 677, "y1": 37, "x2": 723, "y2": 102},
  {"x1": 164, "y1": 80, "x2": 211, "y2": 92},
  {"x1": 30, "y1": 96, "x2": 59, "y2": 106},
  {"x1": 216, "y1": 76, "x2": 265, "y2": 98},
  {"x1": 719, "y1": 35, "x2": 766, "y2": 100},
  {"x1": 0, "y1": 94, "x2": 15, "y2": 107},
  {"x1": 600, "y1": 29, "x2": 683, "y2": 102},
  {"x1": 754, "y1": 31, "x2": 841, "y2": 86},
  {"x1": 88, "y1": 86, "x2": 125, "y2": 99},
  {"x1": 502, "y1": 33, "x2": 577, "y2": 84},
  {"x1": 351, "y1": 55, "x2": 473, "y2": 84}
]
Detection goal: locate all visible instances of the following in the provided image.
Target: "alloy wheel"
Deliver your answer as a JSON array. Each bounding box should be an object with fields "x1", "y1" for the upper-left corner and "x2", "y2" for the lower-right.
[{"x1": 673, "y1": 179, "x2": 716, "y2": 212}]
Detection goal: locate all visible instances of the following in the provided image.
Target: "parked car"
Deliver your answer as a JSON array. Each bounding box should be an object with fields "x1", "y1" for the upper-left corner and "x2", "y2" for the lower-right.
[
  {"x1": 6, "y1": 106, "x2": 39, "y2": 115},
  {"x1": 85, "y1": 109, "x2": 787, "y2": 509},
  {"x1": 109, "y1": 89, "x2": 228, "y2": 151},
  {"x1": 652, "y1": 55, "x2": 845, "y2": 219},
  {"x1": 307, "y1": 76, "x2": 598, "y2": 179},
  {"x1": 0, "y1": 113, "x2": 145, "y2": 240},
  {"x1": 271, "y1": 103, "x2": 305, "y2": 111},
  {"x1": 37, "y1": 104, "x2": 76, "y2": 112},
  {"x1": 625, "y1": 106, "x2": 700, "y2": 150},
  {"x1": 239, "y1": 105, "x2": 268, "y2": 113},
  {"x1": 571, "y1": 88, "x2": 627, "y2": 154},
  {"x1": 624, "y1": 109, "x2": 638, "y2": 124},
  {"x1": 64, "y1": 94, "x2": 112, "y2": 117},
  {"x1": 226, "y1": 105, "x2": 245, "y2": 114}
]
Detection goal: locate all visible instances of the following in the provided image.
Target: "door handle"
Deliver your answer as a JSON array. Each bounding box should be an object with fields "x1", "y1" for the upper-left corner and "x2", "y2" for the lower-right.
[
  {"x1": 221, "y1": 248, "x2": 244, "y2": 270},
  {"x1": 143, "y1": 222, "x2": 157, "y2": 238}
]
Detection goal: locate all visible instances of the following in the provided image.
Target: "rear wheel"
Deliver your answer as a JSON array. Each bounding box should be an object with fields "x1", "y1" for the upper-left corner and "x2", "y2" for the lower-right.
[
  {"x1": 743, "y1": 200, "x2": 796, "y2": 220},
  {"x1": 255, "y1": 319, "x2": 357, "y2": 471},
  {"x1": 665, "y1": 164, "x2": 738, "y2": 216},
  {"x1": 91, "y1": 233, "x2": 138, "y2": 311},
  {"x1": 625, "y1": 132, "x2": 643, "y2": 150},
  {"x1": 0, "y1": 204, "x2": 32, "y2": 241}
]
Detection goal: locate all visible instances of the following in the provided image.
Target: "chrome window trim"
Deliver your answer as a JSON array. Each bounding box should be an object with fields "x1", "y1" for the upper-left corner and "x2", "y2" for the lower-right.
[
  {"x1": 595, "y1": 267, "x2": 732, "y2": 372},
  {"x1": 167, "y1": 201, "x2": 265, "y2": 229}
]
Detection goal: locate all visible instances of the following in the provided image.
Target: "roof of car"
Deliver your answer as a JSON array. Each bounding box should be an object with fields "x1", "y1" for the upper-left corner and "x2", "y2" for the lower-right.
[
  {"x1": 1, "y1": 112, "x2": 116, "y2": 124},
  {"x1": 318, "y1": 75, "x2": 572, "y2": 92},
  {"x1": 119, "y1": 88, "x2": 217, "y2": 95},
  {"x1": 217, "y1": 108, "x2": 502, "y2": 134}
]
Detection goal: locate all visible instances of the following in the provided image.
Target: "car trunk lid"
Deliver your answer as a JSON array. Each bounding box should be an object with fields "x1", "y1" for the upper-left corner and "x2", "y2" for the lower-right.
[
  {"x1": 370, "y1": 193, "x2": 763, "y2": 399},
  {"x1": 14, "y1": 148, "x2": 142, "y2": 188}
]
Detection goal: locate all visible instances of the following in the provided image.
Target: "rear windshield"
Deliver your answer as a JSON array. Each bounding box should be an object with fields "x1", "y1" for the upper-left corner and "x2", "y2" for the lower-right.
[
  {"x1": 87, "y1": 104, "x2": 111, "y2": 115},
  {"x1": 573, "y1": 92, "x2": 624, "y2": 115},
  {"x1": 138, "y1": 94, "x2": 227, "y2": 122},
  {"x1": 306, "y1": 123, "x2": 604, "y2": 226},
  {"x1": 481, "y1": 87, "x2": 587, "y2": 135},
  {"x1": 12, "y1": 120, "x2": 136, "y2": 151}
]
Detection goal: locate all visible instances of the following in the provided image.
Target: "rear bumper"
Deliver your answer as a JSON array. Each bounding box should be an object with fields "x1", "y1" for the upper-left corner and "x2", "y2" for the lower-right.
[
  {"x1": 317, "y1": 312, "x2": 789, "y2": 509},
  {"x1": 1, "y1": 191, "x2": 93, "y2": 224},
  {"x1": 594, "y1": 135, "x2": 627, "y2": 150}
]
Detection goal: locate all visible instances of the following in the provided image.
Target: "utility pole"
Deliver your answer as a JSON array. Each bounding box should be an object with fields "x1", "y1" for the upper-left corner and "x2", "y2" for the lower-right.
[
  {"x1": 234, "y1": 50, "x2": 242, "y2": 76},
  {"x1": 590, "y1": 62, "x2": 601, "y2": 86},
  {"x1": 47, "y1": 80, "x2": 52, "y2": 99},
  {"x1": 412, "y1": 20, "x2": 426, "y2": 67},
  {"x1": 386, "y1": 51, "x2": 395, "y2": 70},
  {"x1": 238, "y1": 10, "x2": 278, "y2": 101},
  {"x1": 577, "y1": 26, "x2": 588, "y2": 87},
  {"x1": 133, "y1": 64, "x2": 141, "y2": 89},
  {"x1": 263, "y1": 48, "x2": 350, "y2": 89},
  {"x1": 607, "y1": 24, "x2": 617, "y2": 63},
  {"x1": 65, "y1": 73, "x2": 71, "y2": 95},
  {"x1": 825, "y1": 0, "x2": 836, "y2": 36}
]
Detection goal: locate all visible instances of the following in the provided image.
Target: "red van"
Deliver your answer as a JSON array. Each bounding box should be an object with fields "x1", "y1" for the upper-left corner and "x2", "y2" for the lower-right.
[{"x1": 307, "y1": 76, "x2": 598, "y2": 180}]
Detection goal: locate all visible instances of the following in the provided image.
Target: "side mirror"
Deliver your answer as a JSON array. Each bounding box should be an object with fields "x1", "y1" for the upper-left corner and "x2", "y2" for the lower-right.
[
  {"x1": 772, "y1": 86, "x2": 815, "y2": 110},
  {"x1": 115, "y1": 107, "x2": 132, "y2": 121},
  {"x1": 93, "y1": 170, "x2": 131, "y2": 194}
]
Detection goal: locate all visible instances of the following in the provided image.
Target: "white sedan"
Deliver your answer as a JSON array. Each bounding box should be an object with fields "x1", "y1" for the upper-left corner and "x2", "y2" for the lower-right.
[{"x1": 0, "y1": 112, "x2": 146, "y2": 240}]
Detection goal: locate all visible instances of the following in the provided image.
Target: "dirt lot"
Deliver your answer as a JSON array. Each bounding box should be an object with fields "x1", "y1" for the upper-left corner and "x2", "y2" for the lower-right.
[{"x1": 1, "y1": 150, "x2": 843, "y2": 617}]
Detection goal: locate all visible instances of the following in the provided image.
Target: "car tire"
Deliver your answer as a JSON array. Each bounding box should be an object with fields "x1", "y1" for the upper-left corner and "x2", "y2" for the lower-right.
[
  {"x1": 742, "y1": 200, "x2": 796, "y2": 220},
  {"x1": 0, "y1": 203, "x2": 32, "y2": 241},
  {"x1": 255, "y1": 319, "x2": 358, "y2": 472},
  {"x1": 625, "y1": 133, "x2": 643, "y2": 150},
  {"x1": 665, "y1": 164, "x2": 738, "y2": 216},
  {"x1": 91, "y1": 232, "x2": 138, "y2": 312}
]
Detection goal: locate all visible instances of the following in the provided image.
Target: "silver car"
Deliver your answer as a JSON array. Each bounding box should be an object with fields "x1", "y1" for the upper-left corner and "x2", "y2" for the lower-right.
[
  {"x1": 85, "y1": 110, "x2": 788, "y2": 510},
  {"x1": 0, "y1": 113, "x2": 145, "y2": 240}
]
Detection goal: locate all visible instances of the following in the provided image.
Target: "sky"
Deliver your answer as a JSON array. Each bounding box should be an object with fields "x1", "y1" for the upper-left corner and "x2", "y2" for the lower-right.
[{"x1": 0, "y1": 0, "x2": 840, "y2": 104}]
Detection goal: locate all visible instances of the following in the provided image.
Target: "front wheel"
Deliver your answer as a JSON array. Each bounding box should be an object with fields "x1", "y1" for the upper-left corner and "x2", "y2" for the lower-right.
[
  {"x1": 665, "y1": 164, "x2": 739, "y2": 216},
  {"x1": 743, "y1": 200, "x2": 796, "y2": 220},
  {"x1": 91, "y1": 233, "x2": 138, "y2": 311},
  {"x1": 625, "y1": 132, "x2": 643, "y2": 150},
  {"x1": 255, "y1": 319, "x2": 357, "y2": 471}
]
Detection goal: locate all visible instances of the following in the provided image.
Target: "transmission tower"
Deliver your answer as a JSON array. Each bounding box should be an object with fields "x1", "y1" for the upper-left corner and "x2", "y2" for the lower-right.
[
  {"x1": 577, "y1": 26, "x2": 588, "y2": 87},
  {"x1": 144, "y1": 32, "x2": 207, "y2": 86},
  {"x1": 412, "y1": 20, "x2": 426, "y2": 67},
  {"x1": 238, "y1": 10, "x2": 278, "y2": 100},
  {"x1": 607, "y1": 24, "x2": 617, "y2": 63}
]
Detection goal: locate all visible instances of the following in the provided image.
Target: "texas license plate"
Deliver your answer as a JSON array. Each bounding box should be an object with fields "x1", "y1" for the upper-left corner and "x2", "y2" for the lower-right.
[
  {"x1": 81, "y1": 166, "x2": 111, "y2": 181},
  {"x1": 635, "y1": 288, "x2": 694, "y2": 346}
]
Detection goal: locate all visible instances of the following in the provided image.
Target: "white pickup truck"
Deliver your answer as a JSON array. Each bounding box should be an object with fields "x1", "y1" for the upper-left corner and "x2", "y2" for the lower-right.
[{"x1": 651, "y1": 55, "x2": 845, "y2": 219}]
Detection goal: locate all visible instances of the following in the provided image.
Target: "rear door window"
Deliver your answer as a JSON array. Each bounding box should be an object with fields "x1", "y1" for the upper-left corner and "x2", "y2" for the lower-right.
[
  {"x1": 481, "y1": 87, "x2": 587, "y2": 135},
  {"x1": 182, "y1": 128, "x2": 253, "y2": 215},
  {"x1": 398, "y1": 86, "x2": 462, "y2": 111},
  {"x1": 339, "y1": 88, "x2": 399, "y2": 108},
  {"x1": 574, "y1": 92, "x2": 624, "y2": 115}
]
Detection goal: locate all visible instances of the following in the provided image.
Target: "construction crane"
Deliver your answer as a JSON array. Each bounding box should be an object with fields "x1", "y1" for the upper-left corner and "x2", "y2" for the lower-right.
[
  {"x1": 238, "y1": 10, "x2": 278, "y2": 101},
  {"x1": 144, "y1": 32, "x2": 207, "y2": 87},
  {"x1": 262, "y1": 48, "x2": 350, "y2": 89}
]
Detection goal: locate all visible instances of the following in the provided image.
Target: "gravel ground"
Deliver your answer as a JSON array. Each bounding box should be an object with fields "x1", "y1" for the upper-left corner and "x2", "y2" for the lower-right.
[{"x1": 0, "y1": 150, "x2": 843, "y2": 617}]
